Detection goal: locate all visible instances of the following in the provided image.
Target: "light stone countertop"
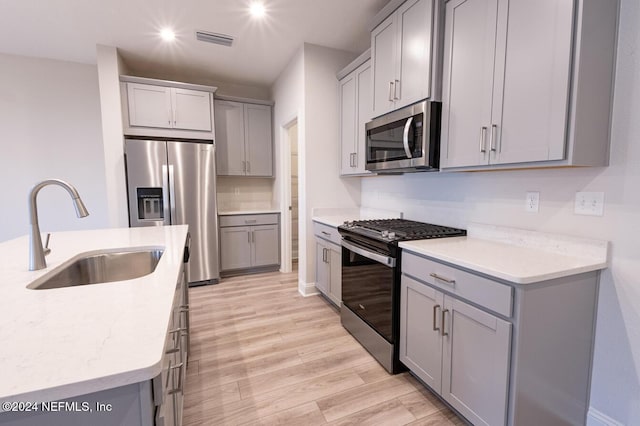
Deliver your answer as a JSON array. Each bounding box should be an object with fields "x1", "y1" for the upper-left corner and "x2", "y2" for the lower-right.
[
  {"x1": 0, "y1": 225, "x2": 189, "y2": 404},
  {"x1": 399, "y1": 223, "x2": 609, "y2": 285},
  {"x1": 312, "y1": 207, "x2": 403, "y2": 228}
]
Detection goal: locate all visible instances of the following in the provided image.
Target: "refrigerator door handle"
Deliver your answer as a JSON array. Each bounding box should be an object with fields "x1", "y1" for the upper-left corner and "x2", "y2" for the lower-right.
[
  {"x1": 161, "y1": 165, "x2": 171, "y2": 226},
  {"x1": 168, "y1": 164, "x2": 177, "y2": 223}
]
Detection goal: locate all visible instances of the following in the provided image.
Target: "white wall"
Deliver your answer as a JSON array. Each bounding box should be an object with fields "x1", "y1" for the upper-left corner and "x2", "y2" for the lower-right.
[
  {"x1": 360, "y1": 0, "x2": 639, "y2": 422},
  {"x1": 271, "y1": 48, "x2": 305, "y2": 276},
  {"x1": 0, "y1": 53, "x2": 109, "y2": 243},
  {"x1": 302, "y1": 43, "x2": 361, "y2": 284},
  {"x1": 271, "y1": 44, "x2": 361, "y2": 288},
  {"x1": 96, "y1": 45, "x2": 129, "y2": 228}
]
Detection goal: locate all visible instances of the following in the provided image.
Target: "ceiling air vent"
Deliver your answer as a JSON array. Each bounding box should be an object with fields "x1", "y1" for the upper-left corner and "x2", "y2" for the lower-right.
[{"x1": 195, "y1": 31, "x2": 234, "y2": 47}]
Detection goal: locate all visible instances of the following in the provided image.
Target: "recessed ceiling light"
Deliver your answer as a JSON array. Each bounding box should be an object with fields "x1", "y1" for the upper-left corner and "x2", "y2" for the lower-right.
[
  {"x1": 160, "y1": 28, "x2": 176, "y2": 42},
  {"x1": 249, "y1": 2, "x2": 266, "y2": 18}
]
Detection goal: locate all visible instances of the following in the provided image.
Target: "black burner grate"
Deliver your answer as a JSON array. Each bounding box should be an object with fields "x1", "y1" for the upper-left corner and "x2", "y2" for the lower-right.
[{"x1": 348, "y1": 219, "x2": 466, "y2": 240}]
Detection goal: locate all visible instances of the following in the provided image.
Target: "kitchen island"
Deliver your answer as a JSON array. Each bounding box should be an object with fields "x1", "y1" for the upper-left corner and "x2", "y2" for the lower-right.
[{"x1": 0, "y1": 225, "x2": 189, "y2": 425}]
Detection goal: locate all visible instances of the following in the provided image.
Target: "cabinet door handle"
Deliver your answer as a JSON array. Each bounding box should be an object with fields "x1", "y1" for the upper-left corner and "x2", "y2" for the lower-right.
[
  {"x1": 490, "y1": 124, "x2": 498, "y2": 152},
  {"x1": 168, "y1": 362, "x2": 184, "y2": 395},
  {"x1": 394, "y1": 79, "x2": 400, "y2": 100},
  {"x1": 430, "y1": 273, "x2": 455, "y2": 285},
  {"x1": 248, "y1": 231, "x2": 251, "y2": 244},
  {"x1": 353, "y1": 153, "x2": 357, "y2": 167},
  {"x1": 441, "y1": 309, "x2": 449, "y2": 337},
  {"x1": 252, "y1": 230, "x2": 255, "y2": 243},
  {"x1": 479, "y1": 126, "x2": 487, "y2": 153},
  {"x1": 433, "y1": 304, "x2": 441, "y2": 332},
  {"x1": 388, "y1": 81, "x2": 395, "y2": 102}
]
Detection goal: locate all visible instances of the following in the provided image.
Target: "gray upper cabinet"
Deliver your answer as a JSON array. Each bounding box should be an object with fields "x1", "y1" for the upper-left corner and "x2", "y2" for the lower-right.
[
  {"x1": 126, "y1": 82, "x2": 212, "y2": 131},
  {"x1": 339, "y1": 56, "x2": 372, "y2": 176},
  {"x1": 441, "y1": 0, "x2": 619, "y2": 170},
  {"x1": 215, "y1": 99, "x2": 273, "y2": 177},
  {"x1": 371, "y1": 0, "x2": 435, "y2": 118}
]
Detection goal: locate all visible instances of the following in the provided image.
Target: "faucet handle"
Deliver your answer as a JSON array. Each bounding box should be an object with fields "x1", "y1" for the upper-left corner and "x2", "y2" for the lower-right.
[{"x1": 44, "y1": 233, "x2": 51, "y2": 256}]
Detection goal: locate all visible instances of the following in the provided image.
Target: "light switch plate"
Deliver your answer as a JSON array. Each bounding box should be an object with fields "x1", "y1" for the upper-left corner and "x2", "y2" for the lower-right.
[
  {"x1": 525, "y1": 191, "x2": 540, "y2": 213},
  {"x1": 574, "y1": 192, "x2": 605, "y2": 216}
]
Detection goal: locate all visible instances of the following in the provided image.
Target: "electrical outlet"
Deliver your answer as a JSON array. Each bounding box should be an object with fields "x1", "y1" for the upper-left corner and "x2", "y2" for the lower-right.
[
  {"x1": 574, "y1": 192, "x2": 605, "y2": 216},
  {"x1": 525, "y1": 191, "x2": 540, "y2": 213}
]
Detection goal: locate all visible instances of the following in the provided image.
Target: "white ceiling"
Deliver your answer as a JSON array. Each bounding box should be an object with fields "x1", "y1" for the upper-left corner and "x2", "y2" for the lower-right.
[{"x1": 0, "y1": 0, "x2": 388, "y2": 88}]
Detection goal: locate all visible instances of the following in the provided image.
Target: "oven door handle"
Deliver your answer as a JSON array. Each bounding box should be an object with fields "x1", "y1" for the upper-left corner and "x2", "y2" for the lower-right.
[
  {"x1": 402, "y1": 116, "x2": 413, "y2": 159},
  {"x1": 342, "y1": 240, "x2": 396, "y2": 268}
]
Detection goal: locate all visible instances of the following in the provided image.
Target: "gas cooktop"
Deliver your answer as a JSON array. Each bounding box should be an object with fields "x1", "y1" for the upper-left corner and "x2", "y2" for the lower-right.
[{"x1": 338, "y1": 218, "x2": 466, "y2": 244}]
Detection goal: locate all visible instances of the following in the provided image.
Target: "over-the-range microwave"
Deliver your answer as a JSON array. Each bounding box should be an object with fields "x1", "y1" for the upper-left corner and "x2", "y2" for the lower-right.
[{"x1": 365, "y1": 100, "x2": 441, "y2": 173}]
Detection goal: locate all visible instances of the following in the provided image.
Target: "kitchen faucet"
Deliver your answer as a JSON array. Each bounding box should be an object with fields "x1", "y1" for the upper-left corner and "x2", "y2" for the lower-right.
[{"x1": 28, "y1": 179, "x2": 89, "y2": 271}]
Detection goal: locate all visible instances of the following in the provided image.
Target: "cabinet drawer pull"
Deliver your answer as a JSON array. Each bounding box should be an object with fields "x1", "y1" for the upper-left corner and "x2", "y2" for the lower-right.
[
  {"x1": 490, "y1": 124, "x2": 498, "y2": 152},
  {"x1": 433, "y1": 304, "x2": 441, "y2": 332},
  {"x1": 245, "y1": 219, "x2": 257, "y2": 224},
  {"x1": 321, "y1": 231, "x2": 331, "y2": 236},
  {"x1": 479, "y1": 126, "x2": 487, "y2": 153},
  {"x1": 388, "y1": 81, "x2": 395, "y2": 102},
  {"x1": 429, "y1": 273, "x2": 455, "y2": 285},
  {"x1": 441, "y1": 309, "x2": 449, "y2": 337},
  {"x1": 168, "y1": 327, "x2": 186, "y2": 334}
]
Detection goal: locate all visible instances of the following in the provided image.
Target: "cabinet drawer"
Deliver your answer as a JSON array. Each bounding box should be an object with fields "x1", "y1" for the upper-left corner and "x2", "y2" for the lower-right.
[
  {"x1": 313, "y1": 221, "x2": 341, "y2": 245},
  {"x1": 403, "y1": 251, "x2": 513, "y2": 317},
  {"x1": 219, "y1": 213, "x2": 279, "y2": 227}
]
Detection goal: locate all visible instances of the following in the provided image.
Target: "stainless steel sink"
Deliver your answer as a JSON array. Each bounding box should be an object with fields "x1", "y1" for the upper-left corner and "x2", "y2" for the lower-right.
[{"x1": 28, "y1": 248, "x2": 164, "y2": 290}]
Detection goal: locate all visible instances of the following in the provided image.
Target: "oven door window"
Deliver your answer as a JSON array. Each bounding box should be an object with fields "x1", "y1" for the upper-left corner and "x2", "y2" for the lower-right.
[
  {"x1": 366, "y1": 114, "x2": 423, "y2": 164},
  {"x1": 342, "y1": 248, "x2": 394, "y2": 342}
]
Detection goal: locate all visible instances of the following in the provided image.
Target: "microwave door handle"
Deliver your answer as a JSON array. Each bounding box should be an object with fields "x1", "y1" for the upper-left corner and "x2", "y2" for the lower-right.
[{"x1": 403, "y1": 117, "x2": 413, "y2": 159}]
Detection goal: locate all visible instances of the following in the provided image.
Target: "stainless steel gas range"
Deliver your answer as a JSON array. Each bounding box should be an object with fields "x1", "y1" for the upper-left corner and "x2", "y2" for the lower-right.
[{"x1": 338, "y1": 219, "x2": 466, "y2": 373}]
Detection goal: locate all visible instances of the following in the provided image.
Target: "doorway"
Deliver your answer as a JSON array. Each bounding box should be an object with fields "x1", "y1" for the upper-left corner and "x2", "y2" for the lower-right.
[{"x1": 289, "y1": 123, "x2": 299, "y2": 266}]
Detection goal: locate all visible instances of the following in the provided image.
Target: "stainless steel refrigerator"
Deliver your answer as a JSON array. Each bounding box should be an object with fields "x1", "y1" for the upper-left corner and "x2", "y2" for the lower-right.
[{"x1": 124, "y1": 138, "x2": 219, "y2": 285}]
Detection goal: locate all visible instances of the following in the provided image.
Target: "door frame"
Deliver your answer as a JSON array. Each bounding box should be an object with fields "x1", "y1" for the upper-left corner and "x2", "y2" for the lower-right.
[{"x1": 279, "y1": 115, "x2": 299, "y2": 274}]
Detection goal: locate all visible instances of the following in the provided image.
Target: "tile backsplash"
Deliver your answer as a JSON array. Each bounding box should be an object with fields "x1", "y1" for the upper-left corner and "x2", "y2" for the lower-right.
[{"x1": 217, "y1": 177, "x2": 276, "y2": 212}]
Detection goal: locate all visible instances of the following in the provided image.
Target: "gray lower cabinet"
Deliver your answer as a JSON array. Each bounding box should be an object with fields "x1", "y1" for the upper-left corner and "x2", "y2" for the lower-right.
[
  {"x1": 219, "y1": 213, "x2": 280, "y2": 275},
  {"x1": 401, "y1": 276, "x2": 510, "y2": 426},
  {"x1": 1, "y1": 264, "x2": 190, "y2": 426},
  {"x1": 313, "y1": 221, "x2": 342, "y2": 307},
  {"x1": 401, "y1": 251, "x2": 600, "y2": 425}
]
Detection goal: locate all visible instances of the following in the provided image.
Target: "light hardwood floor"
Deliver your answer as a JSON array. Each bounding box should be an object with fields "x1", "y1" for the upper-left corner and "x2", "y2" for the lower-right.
[{"x1": 183, "y1": 270, "x2": 464, "y2": 426}]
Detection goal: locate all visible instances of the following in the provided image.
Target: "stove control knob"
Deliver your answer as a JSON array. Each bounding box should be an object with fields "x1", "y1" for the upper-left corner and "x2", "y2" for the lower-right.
[
  {"x1": 381, "y1": 230, "x2": 389, "y2": 238},
  {"x1": 388, "y1": 232, "x2": 396, "y2": 239}
]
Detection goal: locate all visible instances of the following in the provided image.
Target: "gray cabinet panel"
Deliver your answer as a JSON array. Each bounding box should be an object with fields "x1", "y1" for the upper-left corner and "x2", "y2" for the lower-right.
[
  {"x1": 220, "y1": 226, "x2": 252, "y2": 270},
  {"x1": 492, "y1": 0, "x2": 574, "y2": 164},
  {"x1": 400, "y1": 276, "x2": 443, "y2": 391},
  {"x1": 372, "y1": 15, "x2": 397, "y2": 117},
  {"x1": 244, "y1": 103, "x2": 273, "y2": 177},
  {"x1": 441, "y1": 0, "x2": 498, "y2": 168},
  {"x1": 214, "y1": 100, "x2": 245, "y2": 176},
  {"x1": 315, "y1": 241, "x2": 329, "y2": 295},
  {"x1": 215, "y1": 100, "x2": 273, "y2": 177},
  {"x1": 339, "y1": 73, "x2": 357, "y2": 175},
  {"x1": 442, "y1": 295, "x2": 511, "y2": 426},
  {"x1": 251, "y1": 225, "x2": 279, "y2": 267},
  {"x1": 219, "y1": 214, "x2": 280, "y2": 274}
]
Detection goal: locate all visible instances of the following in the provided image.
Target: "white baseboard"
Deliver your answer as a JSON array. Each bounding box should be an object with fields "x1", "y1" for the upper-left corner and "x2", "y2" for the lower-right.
[
  {"x1": 298, "y1": 280, "x2": 319, "y2": 297},
  {"x1": 587, "y1": 407, "x2": 623, "y2": 426}
]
